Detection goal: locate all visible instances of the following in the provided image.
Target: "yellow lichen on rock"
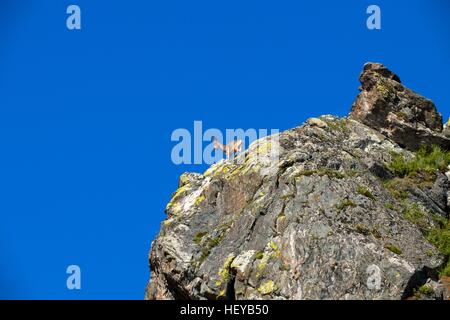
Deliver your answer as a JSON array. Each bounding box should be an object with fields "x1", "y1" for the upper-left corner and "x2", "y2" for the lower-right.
[
  {"x1": 258, "y1": 280, "x2": 276, "y2": 295},
  {"x1": 256, "y1": 141, "x2": 272, "y2": 156},
  {"x1": 178, "y1": 173, "x2": 191, "y2": 187},
  {"x1": 195, "y1": 195, "x2": 206, "y2": 206},
  {"x1": 218, "y1": 254, "x2": 236, "y2": 282}
]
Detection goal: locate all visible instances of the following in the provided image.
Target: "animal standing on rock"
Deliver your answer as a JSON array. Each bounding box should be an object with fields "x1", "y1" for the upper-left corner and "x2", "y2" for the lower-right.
[{"x1": 213, "y1": 137, "x2": 243, "y2": 159}]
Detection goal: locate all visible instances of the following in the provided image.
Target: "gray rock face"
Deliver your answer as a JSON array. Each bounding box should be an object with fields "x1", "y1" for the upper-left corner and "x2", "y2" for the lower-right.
[
  {"x1": 145, "y1": 64, "x2": 449, "y2": 300},
  {"x1": 349, "y1": 62, "x2": 450, "y2": 151}
]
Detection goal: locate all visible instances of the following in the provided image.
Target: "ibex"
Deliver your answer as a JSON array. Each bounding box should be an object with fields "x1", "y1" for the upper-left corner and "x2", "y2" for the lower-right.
[{"x1": 213, "y1": 137, "x2": 243, "y2": 158}]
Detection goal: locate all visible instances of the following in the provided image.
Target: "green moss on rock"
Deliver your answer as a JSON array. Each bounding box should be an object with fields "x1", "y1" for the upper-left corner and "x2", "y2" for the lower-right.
[
  {"x1": 385, "y1": 244, "x2": 403, "y2": 255},
  {"x1": 193, "y1": 232, "x2": 208, "y2": 244},
  {"x1": 357, "y1": 186, "x2": 375, "y2": 200},
  {"x1": 336, "y1": 199, "x2": 357, "y2": 212}
]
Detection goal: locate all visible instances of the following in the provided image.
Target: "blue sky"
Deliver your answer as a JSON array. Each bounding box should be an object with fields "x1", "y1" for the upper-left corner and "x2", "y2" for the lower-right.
[{"x1": 0, "y1": 0, "x2": 449, "y2": 299}]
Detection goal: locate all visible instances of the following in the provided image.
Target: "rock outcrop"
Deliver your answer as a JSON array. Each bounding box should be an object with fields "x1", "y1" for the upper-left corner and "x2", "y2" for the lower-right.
[
  {"x1": 146, "y1": 63, "x2": 450, "y2": 300},
  {"x1": 349, "y1": 62, "x2": 450, "y2": 151}
]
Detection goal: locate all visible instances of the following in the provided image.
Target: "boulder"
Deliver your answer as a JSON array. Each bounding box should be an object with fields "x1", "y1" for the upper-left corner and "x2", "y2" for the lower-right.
[{"x1": 349, "y1": 62, "x2": 450, "y2": 151}]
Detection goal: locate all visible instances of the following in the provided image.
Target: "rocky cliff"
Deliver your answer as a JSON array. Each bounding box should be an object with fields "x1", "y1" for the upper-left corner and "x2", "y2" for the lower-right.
[{"x1": 146, "y1": 63, "x2": 450, "y2": 300}]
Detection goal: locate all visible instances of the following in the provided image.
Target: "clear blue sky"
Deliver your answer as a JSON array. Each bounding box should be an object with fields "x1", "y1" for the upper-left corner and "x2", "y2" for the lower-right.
[{"x1": 0, "y1": 0, "x2": 449, "y2": 299}]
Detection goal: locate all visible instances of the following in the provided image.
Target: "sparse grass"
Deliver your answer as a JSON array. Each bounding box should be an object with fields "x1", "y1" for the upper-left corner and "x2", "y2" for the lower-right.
[
  {"x1": 327, "y1": 119, "x2": 350, "y2": 133},
  {"x1": 426, "y1": 218, "x2": 450, "y2": 277},
  {"x1": 194, "y1": 232, "x2": 208, "y2": 244},
  {"x1": 336, "y1": 199, "x2": 357, "y2": 212},
  {"x1": 384, "y1": 202, "x2": 395, "y2": 210},
  {"x1": 209, "y1": 236, "x2": 223, "y2": 247},
  {"x1": 385, "y1": 244, "x2": 403, "y2": 255},
  {"x1": 383, "y1": 175, "x2": 434, "y2": 200},
  {"x1": 323, "y1": 169, "x2": 346, "y2": 179},
  {"x1": 403, "y1": 202, "x2": 429, "y2": 232},
  {"x1": 198, "y1": 249, "x2": 211, "y2": 265},
  {"x1": 355, "y1": 224, "x2": 370, "y2": 235},
  {"x1": 388, "y1": 145, "x2": 450, "y2": 178},
  {"x1": 385, "y1": 145, "x2": 450, "y2": 277},
  {"x1": 414, "y1": 284, "x2": 434, "y2": 297},
  {"x1": 384, "y1": 179, "x2": 410, "y2": 200},
  {"x1": 357, "y1": 186, "x2": 375, "y2": 200},
  {"x1": 193, "y1": 232, "x2": 226, "y2": 266},
  {"x1": 440, "y1": 263, "x2": 450, "y2": 277},
  {"x1": 397, "y1": 201, "x2": 450, "y2": 277},
  {"x1": 371, "y1": 228, "x2": 382, "y2": 239},
  {"x1": 347, "y1": 169, "x2": 362, "y2": 177},
  {"x1": 297, "y1": 168, "x2": 345, "y2": 179}
]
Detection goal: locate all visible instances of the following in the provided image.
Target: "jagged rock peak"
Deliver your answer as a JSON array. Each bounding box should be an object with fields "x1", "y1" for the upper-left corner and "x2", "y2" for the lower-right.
[
  {"x1": 349, "y1": 62, "x2": 450, "y2": 151},
  {"x1": 145, "y1": 63, "x2": 450, "y2": 300},
  {"x1": 361, "y1": 62, "x2": 402, "y2": 84}
]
